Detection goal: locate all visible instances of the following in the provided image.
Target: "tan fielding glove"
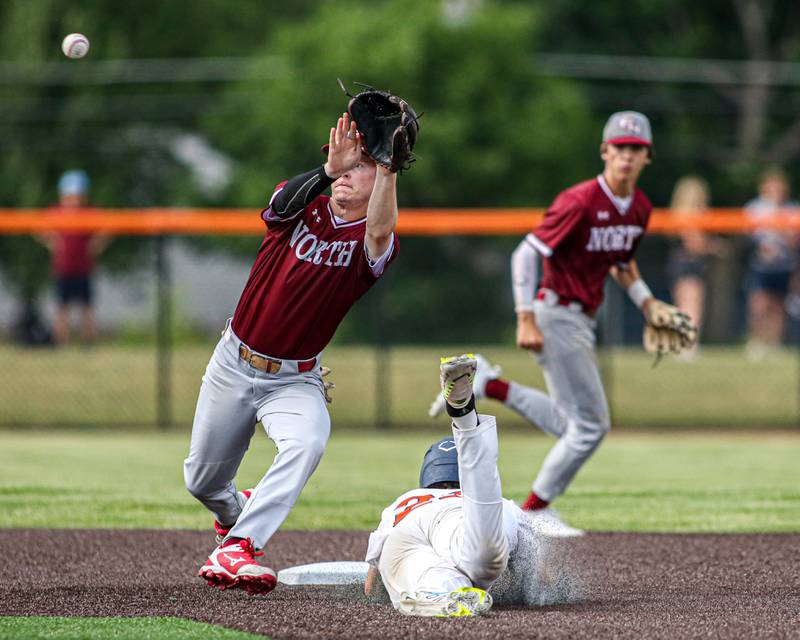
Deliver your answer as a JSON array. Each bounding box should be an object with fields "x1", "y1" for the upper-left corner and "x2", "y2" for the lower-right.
[
  {"x1": 642, "y1": 300, "x2": 698, "y2": 359},
  {"x1": 320, "y1": 366, "x2": 335, "y2": 403}
]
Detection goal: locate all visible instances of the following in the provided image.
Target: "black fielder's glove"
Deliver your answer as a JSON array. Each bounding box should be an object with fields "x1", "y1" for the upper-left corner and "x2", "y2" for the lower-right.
[{"x1": 338, "y1": 78, "x2": 420, "y2": 173}]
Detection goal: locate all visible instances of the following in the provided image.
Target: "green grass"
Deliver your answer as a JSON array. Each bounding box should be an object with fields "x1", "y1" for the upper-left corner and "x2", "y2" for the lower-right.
[
  {"x1": 0, "y1": 617, "x2": 263, "y2": 639},
  {"x1": 1, "y1": 429, "x2": 798, "y2": 532},
  {"x1": 0, "y1": 344, "x2": 797, "y2": 427}
]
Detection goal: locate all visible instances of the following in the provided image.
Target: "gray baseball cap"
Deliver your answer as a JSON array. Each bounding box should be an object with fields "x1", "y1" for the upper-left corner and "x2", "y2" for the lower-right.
[{"x1": 602, "y1": 111, "x2": 652, "y2": 147}]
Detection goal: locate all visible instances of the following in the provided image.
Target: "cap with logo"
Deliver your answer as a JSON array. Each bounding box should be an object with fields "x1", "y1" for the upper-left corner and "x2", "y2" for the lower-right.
[
  {"x1": 602, "y1": 111, "x2": 652, "y2": 147},
  {"x1": 58, "y1": 170, "x2": 90, "y2": 196}
]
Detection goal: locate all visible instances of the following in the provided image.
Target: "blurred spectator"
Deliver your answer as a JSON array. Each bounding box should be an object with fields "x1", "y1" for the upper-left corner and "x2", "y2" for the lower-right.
[
  {"x1": 39, "y1": 170, "x2": 109, "y2": 345},
  {"x1": 744, "y1": 167, "x2": 799, "y2": 359},
  {"x1": 666, "y1": 176, "x2": 728, "y2": 358}
]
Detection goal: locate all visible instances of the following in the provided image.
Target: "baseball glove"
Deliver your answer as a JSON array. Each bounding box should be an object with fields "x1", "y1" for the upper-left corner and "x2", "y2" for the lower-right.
[
  {"x1": 642, "y1": 299, "x2": 698, "y2": 359},
  {"x1": 338, "y1": 78, "x2": 420, "y2": 173},
  {"x1": 321, "y1": 366, "x2": 335, "y2": 404}
]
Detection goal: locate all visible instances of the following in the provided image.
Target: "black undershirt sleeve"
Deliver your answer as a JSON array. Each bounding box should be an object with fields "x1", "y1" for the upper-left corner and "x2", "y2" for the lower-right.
[{"x1": 270, "y1": 165, "x2": 335, "y2": 219}]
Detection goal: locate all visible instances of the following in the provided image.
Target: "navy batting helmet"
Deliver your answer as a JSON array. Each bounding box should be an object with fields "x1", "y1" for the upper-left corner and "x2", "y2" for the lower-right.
[{"x1": 419, "y1": 437, "x2": 460, "y2": 488}]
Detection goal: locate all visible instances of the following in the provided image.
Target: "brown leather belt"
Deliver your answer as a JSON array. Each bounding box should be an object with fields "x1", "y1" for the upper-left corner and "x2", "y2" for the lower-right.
[{"x1": 238, "y1": 343, "x2": 316, "y2": 374}]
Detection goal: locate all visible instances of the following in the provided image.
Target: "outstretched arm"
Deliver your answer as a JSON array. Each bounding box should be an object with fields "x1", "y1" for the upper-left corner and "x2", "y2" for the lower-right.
[{"x1": 365, "y1": 166, "x2": 398, "y2": 260}]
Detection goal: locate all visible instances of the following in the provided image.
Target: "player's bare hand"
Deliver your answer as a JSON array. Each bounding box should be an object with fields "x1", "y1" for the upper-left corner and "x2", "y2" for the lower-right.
[
  {"x1": 324, "y1": 113, "x2": 362, "y2": 179},
  {"x1": 364, "y1": 565, "x2": 379, "y2": 597},
  {"x1": 516, "y1": 313, "x2": 544, "y2": 353}
]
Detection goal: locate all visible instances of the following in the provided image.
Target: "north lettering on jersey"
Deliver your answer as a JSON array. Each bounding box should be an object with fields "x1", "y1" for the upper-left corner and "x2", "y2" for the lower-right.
[
  {"x1": 532, "y1": 177, "x2": 651, "y2": 311},
  {"x1": 311, "y1": 240, "x2": 329, "y2": 264},
  {"x1": 233, "y1": 192, "x2": 399, "y2": 360},
  {"x1": 585, "y1": 224, "x2": 643, "y2": 253},
  {"x1": 290, "y1": 218, "x2": 357, "y2": 268}
]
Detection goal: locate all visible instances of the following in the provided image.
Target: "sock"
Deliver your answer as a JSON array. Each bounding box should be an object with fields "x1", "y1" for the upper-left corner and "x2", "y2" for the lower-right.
[
  {"x1": 521, "y1": 492, "x2": 549, "y2": 511},
  {"x1": 485, "y1": 378, "x2": 510, "y2": 403},
  {"x1": 446, "y1": 394, "x2": 479, "y2": 429}
]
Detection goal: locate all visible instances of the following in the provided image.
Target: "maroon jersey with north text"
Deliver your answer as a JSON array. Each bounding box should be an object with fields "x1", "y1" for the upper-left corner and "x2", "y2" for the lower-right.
[
  {"x1": 231, "y1": 183, "x2": 398, "y2": 360},
  {"x1": 527, "y1": 177, "x2": 651, "y2": 312}
]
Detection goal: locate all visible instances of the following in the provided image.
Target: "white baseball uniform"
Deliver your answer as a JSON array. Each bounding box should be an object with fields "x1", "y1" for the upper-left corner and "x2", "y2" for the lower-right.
[{"x1": 366, "y1": 416, "x2": 530, "y2": 610}]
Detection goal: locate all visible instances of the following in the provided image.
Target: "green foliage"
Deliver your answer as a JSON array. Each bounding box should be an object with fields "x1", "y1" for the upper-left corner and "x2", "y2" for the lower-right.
[
  {"x1": 210, "y1": 1, "x2": 594, "y2": 208},
  {"x1": 203, "y1": 1, "x2": 594, "y2": 339},
  {"x1": 0, "y1": 0, "x2": 316, "y2": 298},
  {"x1": 3, "y1": 0, "x2": 800, "y2": 336},
  {"x1": 536, "y1": 0, "x2": 800, "y2": 204},
  {"x1": 0, "y1": 237, "x2": 50, "y2": 297}
]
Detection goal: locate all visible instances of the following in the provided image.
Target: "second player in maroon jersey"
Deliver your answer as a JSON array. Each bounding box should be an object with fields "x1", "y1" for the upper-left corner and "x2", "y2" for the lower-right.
[
  {"x1": 185, "y1": 111, "x2": 401, "y2": 595},
  {"x1": 431, "y1": 111, "x2": 667, "y2": 537},
  {"x1": 507, "y1": 111, "x2": 662, "y2": 534},
  {"x1": 526, "y1": 174, "x2": 651, "y2": 314}
]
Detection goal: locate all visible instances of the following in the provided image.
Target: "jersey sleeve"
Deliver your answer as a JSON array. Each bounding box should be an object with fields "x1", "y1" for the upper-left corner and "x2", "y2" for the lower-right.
[
  {"x1": 260, "y1": 180, "x2": 292, "y2": 226},
  {"x1": 511, "y1": 237, "x2": 539, "y2": 312},
  {"x1": 531, "y1": 193, "x2": 585, "y2": 256},
  {"x1": 364, "y1": 503, "x2": 397, "y2": 567},
  {"x1": 357, "y1": 232, "x2": 400, "y2": 283}
]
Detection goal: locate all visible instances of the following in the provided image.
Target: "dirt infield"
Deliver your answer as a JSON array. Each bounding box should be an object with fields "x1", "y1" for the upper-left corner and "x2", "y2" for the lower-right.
[{"x1": 3, "y1": 530, "x2": 799, "y2": 639}]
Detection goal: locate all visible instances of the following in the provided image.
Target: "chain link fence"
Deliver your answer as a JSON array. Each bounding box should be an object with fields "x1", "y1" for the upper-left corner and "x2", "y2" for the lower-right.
[{"x1": 0, "y1": 233, "x2": 798, "y2": 429}]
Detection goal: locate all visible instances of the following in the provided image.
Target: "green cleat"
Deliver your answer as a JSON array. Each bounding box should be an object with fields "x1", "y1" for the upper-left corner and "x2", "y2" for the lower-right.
[
  {"x1": 439, "y1": 354, "x2": 478, "y2": 409},
  {"x1": 429, "y1": 353, "x2": 501, "y2": 417},
  {"x1": 438, "y1": 587, "x2": 493, "y2": 617},
  {"x1": 396, "y1": 586, "x2": 493, "y2": 617}
]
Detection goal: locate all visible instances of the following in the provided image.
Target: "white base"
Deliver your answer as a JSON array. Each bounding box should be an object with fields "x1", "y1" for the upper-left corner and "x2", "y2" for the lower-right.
[{"x1": 277, "y1": 561, "x2": 370, "y2": 586}]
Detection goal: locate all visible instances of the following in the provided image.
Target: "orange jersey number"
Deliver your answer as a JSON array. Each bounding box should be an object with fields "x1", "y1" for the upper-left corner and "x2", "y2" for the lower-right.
[{"x1": 392, "y1": 491, "x2": 462, "y2": 526}]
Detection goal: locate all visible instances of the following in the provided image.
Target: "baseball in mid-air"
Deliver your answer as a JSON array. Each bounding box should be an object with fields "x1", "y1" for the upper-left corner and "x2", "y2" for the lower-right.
[{"x1": 61, "y1": 33, "x2": 90, "y2": 59}]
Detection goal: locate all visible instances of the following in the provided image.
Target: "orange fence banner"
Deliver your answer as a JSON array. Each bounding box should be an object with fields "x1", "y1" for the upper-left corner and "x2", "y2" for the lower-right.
[{"x1": 1, "y1": 208, "x2": 799, "y2": 235}]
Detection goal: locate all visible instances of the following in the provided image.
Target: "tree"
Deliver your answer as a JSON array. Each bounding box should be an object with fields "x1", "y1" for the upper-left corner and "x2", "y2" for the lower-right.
[
  {"x1": 205, "y1": 1, "x2": 595, "y2": 343},
  {"x1": 209, "y1": 1, "x2": 595, "y2": 209},
  {"x1": 0, "y1": 0, "x2": 318, "y2": 304},
  {"x1": 536, "y1": 0, "x2": 800, "y2": 203}
]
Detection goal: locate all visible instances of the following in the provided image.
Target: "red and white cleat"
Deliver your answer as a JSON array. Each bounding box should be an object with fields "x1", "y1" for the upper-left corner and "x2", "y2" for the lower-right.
[
  {"x1": 213, "y1": 489, "x2": 253, "y2": 544},
  {"x1": 198, "y1": 537, "x2": 277, "y2": 596}
]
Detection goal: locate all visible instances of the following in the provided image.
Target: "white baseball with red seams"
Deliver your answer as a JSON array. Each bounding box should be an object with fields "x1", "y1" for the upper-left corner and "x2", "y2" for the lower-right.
[{"x1": 61, "y1": 33, "x2": 90, "y2": 59}]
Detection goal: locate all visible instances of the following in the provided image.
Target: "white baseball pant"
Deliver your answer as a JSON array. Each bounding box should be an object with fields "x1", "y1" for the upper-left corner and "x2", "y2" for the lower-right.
[
  {"x1": 183, "y1": 324, "x2": 329, "y2": 550},
  {"x1": 506, "y1": 301, "x2": 610, "y2": 501}
]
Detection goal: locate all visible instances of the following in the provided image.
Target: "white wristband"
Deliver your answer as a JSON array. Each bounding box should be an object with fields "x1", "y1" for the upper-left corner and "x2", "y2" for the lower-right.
[{"x1": 627, "y1": 279, "x2": 653, "y2": 308}]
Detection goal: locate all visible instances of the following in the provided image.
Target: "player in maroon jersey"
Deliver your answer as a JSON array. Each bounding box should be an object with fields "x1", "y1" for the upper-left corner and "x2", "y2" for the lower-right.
[
  {"x1": 185, "y1": 112, "x2": 400, "y2": 595},
  {"x1": 431, "y1": 111, "x2": 664, "y2": 537}
]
